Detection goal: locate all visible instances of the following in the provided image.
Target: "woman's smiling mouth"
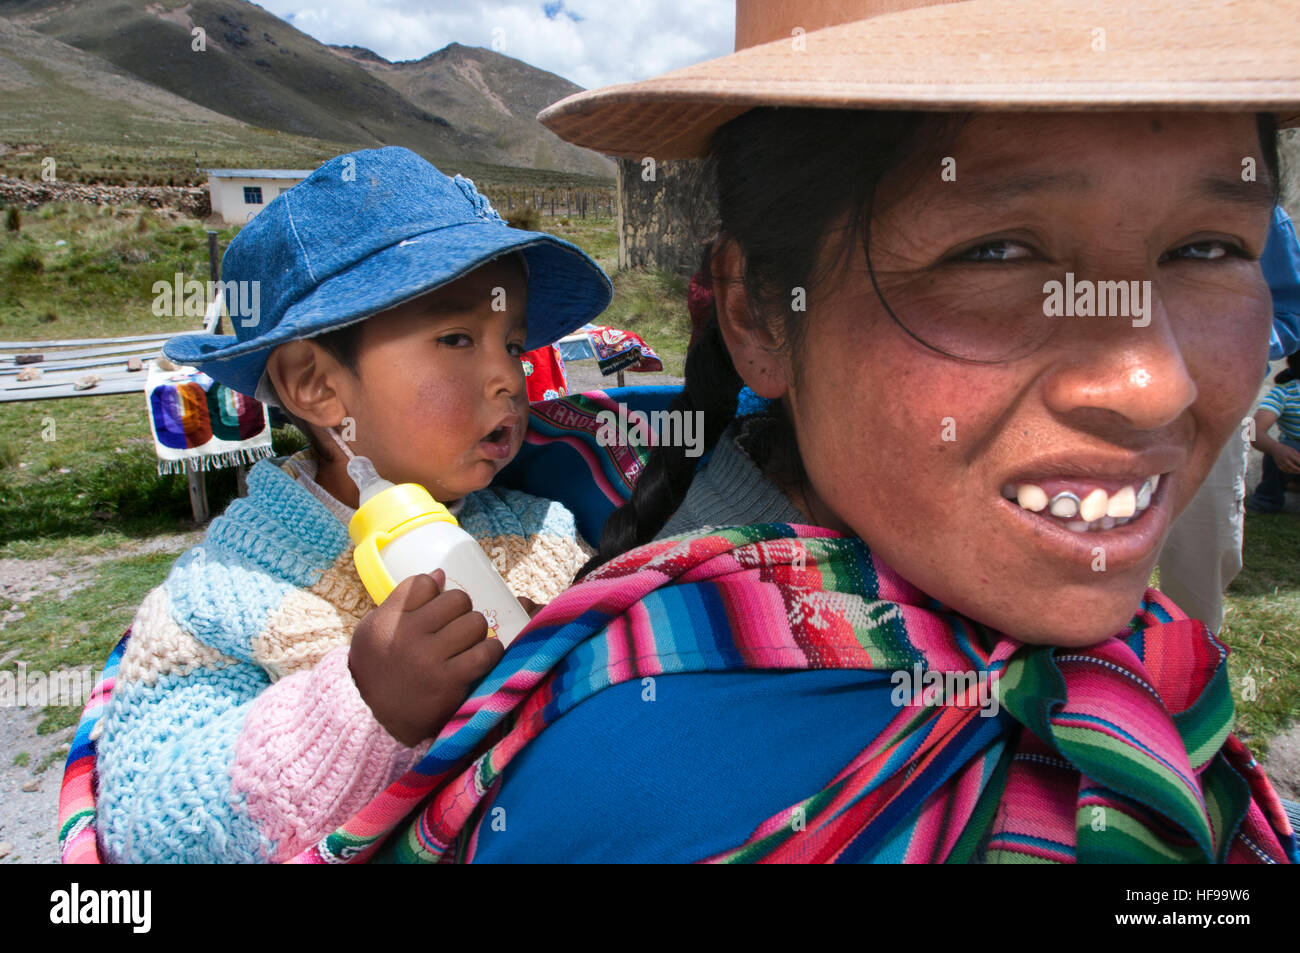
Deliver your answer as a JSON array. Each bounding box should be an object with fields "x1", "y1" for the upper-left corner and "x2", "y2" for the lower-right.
[
  {"x1": 1000, "y1": 474, "x2": 1160, "y2": 532},
  {"x1": 994, "y1": 448, "x2": 1186, "y2": 570}
]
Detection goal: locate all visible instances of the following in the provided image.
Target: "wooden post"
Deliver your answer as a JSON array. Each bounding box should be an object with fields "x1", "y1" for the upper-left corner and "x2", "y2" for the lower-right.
[
  {"x1": 187, "y1": 462, "x2": 210, "y2": 524},
  {"x1": 235, "y1": 463, "x2": 248, "y2": 498},
  {"x1": 207, "y1": 231, "x2": 222, "y2": 335}
]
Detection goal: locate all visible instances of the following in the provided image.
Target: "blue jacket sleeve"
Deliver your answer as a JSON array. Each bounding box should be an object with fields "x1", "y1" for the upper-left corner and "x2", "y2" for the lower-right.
[
  {"x1": 465, "y1": 668, "x2": 900, "y2": 862},
  {"x1": 1264, "y1": 205, "x2": 1300, "y2": 361}
]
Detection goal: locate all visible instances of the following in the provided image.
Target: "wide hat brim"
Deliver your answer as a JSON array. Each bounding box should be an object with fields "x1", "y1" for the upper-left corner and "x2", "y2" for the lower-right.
[
  {"x1": 540, "y1": 0, "x2": 1300, "y2": 159},
  {"x1": 163, "y1": 221, "x2": 612, "y2": 398}
]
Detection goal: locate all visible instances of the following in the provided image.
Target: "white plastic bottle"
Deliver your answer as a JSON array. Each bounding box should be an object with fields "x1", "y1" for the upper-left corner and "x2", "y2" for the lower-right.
[{"x1": 346, "y1": 456, "x2": 532, "y2": 649}]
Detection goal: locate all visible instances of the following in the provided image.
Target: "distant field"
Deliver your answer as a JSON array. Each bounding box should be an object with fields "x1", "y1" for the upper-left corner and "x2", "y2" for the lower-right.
[{"x1": 0, "y1": 140, "x2": 616, "y2": 192}]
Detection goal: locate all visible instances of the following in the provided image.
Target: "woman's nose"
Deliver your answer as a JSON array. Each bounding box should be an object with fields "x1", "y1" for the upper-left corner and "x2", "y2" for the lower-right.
[{"x1": 1040, "y1": 288, "x2": 1197, "y2": 434}]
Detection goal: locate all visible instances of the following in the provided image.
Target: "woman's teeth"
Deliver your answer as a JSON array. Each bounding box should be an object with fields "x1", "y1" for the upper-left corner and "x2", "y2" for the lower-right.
[{"x1": 1001, "y1": 475, "x2": 1160, "y2": 533}]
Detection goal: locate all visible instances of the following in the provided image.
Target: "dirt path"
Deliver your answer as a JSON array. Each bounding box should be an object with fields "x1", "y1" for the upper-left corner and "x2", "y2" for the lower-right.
[{"x1": 0, "y1": 530, "x2": 204, "y2": 864}]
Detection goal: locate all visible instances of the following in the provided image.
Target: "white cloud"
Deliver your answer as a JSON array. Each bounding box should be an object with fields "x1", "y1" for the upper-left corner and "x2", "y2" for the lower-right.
[{"x1": 257, "y1": 0, "x2": 735, "y2": 89}]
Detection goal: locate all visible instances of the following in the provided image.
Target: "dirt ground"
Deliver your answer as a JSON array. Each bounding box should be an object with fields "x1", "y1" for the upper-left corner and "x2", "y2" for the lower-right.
[{"x1": 0, "y1": 531, "x2": 204, "y2": 864}]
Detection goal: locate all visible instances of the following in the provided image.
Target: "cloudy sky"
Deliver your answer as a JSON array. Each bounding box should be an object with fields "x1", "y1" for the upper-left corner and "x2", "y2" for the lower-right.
[{"x1": 258, "y1": 0, "x2": 735, "y2": 89}]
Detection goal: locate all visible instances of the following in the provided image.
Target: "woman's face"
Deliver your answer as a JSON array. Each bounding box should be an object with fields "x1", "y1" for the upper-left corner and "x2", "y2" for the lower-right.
[{"x1": 774, "y1": 112, "x2": 1275, "y2": 645}]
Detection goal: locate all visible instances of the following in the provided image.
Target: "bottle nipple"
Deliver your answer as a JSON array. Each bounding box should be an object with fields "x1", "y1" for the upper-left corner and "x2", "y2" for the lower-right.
[{"x1": 347, "y1": 455, "x2": 395, "y2": 506}]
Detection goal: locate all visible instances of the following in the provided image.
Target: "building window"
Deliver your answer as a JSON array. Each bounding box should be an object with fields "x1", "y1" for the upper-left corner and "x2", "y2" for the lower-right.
[{"x1": 243, "y1": 186, "x2": 263, "y2": 205}]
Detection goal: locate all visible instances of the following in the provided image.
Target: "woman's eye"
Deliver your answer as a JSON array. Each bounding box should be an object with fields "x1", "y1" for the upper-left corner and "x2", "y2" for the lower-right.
[
  {"x1": 1160, "y1": 240, "x2": 1243, "y2": 262},
  {"x1": 439, "y1": 333, "x2": 472, "y2": 347},
  {"x1": 956, "y1": 240, "x2": 1032, "y2": 263},
  {"x1": 507, "y1": 342, "x2": 526, "y2": 357}
]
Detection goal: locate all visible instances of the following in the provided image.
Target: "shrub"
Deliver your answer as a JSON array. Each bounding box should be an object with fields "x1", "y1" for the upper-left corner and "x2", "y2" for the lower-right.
[
  {"x1": 5, "y1": 206, "x2": 19, "y2": 232},
  {"x1": 505, "y1": 206, "x2": 540, "y2": 231}
]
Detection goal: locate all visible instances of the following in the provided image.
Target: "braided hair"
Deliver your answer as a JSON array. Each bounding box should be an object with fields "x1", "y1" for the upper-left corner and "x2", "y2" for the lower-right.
[{"x1": 577, "y1": 107, "x2": 932, "y2": 578}]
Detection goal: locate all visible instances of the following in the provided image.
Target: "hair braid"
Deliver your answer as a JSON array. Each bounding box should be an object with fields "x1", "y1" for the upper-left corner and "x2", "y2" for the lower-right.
[{"x1": 576, "y1": 312, "x2": 742, "y2": 579}]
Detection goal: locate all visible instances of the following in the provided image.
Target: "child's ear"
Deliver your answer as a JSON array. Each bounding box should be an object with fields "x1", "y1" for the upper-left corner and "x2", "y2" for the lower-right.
[
  {"x1": 264, "y1": 341, "x2": 350, "y2": 428},
  {"x1": 712, "y1": 238, "x2": 789, "y2": 401}
]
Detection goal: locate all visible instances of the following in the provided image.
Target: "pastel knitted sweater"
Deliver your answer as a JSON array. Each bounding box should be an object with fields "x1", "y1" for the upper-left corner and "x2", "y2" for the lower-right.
[{"x1": 94, "y1": 450, "x2": 592, "y2": 863}]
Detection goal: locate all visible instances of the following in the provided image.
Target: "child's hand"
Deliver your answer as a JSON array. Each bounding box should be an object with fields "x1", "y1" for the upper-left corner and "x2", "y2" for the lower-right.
[
  {"x1": 349, "y1": 569, "x2": 505, "y2": 747},
  {"x1": 1273, "y1": 443, "x2": 1300, "y2": 475}
]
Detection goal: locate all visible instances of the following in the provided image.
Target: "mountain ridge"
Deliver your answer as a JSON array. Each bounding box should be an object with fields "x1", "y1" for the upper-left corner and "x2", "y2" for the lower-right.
[{"x1": 1, "y1": 0, "x2": 612, "y2": 179}]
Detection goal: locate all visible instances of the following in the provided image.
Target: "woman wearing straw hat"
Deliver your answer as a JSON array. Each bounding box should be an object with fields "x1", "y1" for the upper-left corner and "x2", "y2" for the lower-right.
[{"x1": 308, "y1": 0, "x2": 1300, "y2": 863}]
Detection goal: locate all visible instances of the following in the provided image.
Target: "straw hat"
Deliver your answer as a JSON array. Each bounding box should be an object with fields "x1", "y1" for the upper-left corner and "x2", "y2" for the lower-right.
[{"x1": 539, "y1": 0, "x2": 1300, "y2": 159}]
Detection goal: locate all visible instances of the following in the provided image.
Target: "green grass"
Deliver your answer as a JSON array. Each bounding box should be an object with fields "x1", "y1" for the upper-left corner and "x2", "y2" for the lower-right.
[
  {"x1": 0, "y1": 203, "x2": 241, "y2": 341},
  {"x1": 1219, "y1": 511, "x2": 1300, "y2": 757},
  {"x1": 0, "y1": 550, "x2": 180, "y2": 735},
  {"x1": 12, "y1": 752, "x2": 30, "y2": 768},
  {"x1": 536, "y1": 218, "x2": 690, "y2": 375}
]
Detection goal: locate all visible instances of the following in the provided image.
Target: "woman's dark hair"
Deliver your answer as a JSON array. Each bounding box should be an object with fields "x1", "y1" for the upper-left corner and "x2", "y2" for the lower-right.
[
  {"x1": 271, "y1": 321, "x2": 365, "y2": 463},
  {"x1": 1278, "y1": 350, "x2": 1300, "y2": 385},
  {"x1": 576, "y1": 108, "x2": 1284, "y2": 580},
  {"x1": 576, "y1": 107, "x2": 933, "y2": 579}
]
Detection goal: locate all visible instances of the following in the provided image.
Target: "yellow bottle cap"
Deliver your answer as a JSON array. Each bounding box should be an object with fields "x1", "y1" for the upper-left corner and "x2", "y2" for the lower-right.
[{"x1": 348, "y1": 483, "x2": 459, "y2": 604}]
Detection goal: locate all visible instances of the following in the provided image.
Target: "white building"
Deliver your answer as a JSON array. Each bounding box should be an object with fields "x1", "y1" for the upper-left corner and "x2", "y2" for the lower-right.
[{"x1": 206, "y1": 169, "x2": 314, "y2": 225}]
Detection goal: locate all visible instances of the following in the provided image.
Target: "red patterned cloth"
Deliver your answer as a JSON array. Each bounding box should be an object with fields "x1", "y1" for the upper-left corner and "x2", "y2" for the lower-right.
[
  {"x1": 521, "y1": 345, "x2": 569, "y2": 402},
  {"x1": 586, "y1": 325, "x2": 663, "y2": 375}
]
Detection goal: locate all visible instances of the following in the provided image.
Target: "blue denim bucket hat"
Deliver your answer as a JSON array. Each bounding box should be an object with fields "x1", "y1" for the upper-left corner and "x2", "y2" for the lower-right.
[{"x1": 164, "y1": 146, "x2": 613, "y2": 399}]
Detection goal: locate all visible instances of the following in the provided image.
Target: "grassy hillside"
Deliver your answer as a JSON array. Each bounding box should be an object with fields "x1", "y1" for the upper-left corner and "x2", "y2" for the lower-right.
[{"x1": 8, "y1": 0, "x2": 474, "y2": 157}]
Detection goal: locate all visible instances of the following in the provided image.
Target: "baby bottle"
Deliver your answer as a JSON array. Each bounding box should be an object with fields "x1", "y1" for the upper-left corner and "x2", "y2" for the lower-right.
[{"x1": 346, "y1": 455, "x2": 532, "y2": 649}]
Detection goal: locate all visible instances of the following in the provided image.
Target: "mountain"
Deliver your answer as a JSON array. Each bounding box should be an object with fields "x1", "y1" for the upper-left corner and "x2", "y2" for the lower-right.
[
  {"x1": 0, "y1": 15, "x2": 242, "y2": 143},
  {"x1": 328, "y1": 42, "x2": 613, "y2": 178},
  {"x1": 1, "y1": 0, "x2": 612, "y2": 180}
]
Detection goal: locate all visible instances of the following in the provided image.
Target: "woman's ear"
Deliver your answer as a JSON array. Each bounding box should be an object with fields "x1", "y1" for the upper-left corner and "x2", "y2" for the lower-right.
[
  {"x1": 711, "y1": 239, "x2": 790, "y2": 400},
  {"x1": 264, "y1": 340, "x2": 350, "y2": 428}
]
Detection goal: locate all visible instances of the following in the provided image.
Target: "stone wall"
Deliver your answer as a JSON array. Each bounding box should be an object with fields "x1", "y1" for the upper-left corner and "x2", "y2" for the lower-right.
[
  {"x1": 616, "y1": 158, "x2": 717, "y2": 276},
  {"x1": 0, "y1": 176, "x2": 210, "y2": 219}
]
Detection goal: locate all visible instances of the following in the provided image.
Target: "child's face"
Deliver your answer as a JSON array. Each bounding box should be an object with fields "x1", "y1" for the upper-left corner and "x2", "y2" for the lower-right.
[{"x1": 337, "y1": 256, "x2": 529, "y2": 503}]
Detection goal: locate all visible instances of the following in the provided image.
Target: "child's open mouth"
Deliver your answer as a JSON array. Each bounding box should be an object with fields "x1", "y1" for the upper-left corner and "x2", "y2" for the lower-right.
[{"x1": 479, "y1": 417, "x2": 520, "y2": 460}]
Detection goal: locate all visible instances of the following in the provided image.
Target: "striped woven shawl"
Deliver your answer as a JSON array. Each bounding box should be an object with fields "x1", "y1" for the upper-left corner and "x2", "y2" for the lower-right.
[{"x1": 295, "y1": 522, "x2": 1296, "y2": 864}]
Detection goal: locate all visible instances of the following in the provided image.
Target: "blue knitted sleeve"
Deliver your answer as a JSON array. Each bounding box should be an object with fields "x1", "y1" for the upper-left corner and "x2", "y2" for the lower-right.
[{"x1": 94, "y1": 461, "x2": 354, "y2": 863}]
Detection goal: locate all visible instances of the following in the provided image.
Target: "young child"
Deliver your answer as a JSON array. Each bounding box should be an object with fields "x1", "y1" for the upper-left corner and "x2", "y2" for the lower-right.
[
  {"x1": 1246, "y1": 351, "x2": 1300, "y2": 513},
  {"x1": 91, "y1": 146, "x2": 611, "y2": 862}
]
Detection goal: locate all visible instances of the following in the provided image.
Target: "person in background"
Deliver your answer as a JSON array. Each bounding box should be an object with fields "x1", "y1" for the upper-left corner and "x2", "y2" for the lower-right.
[
  {"x1": 1156, "y1": 204, "x2": 1300, "y2": 629},
  {"x1": 1246, "y1": 351, "x2": 1300, "y2": 513}
]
